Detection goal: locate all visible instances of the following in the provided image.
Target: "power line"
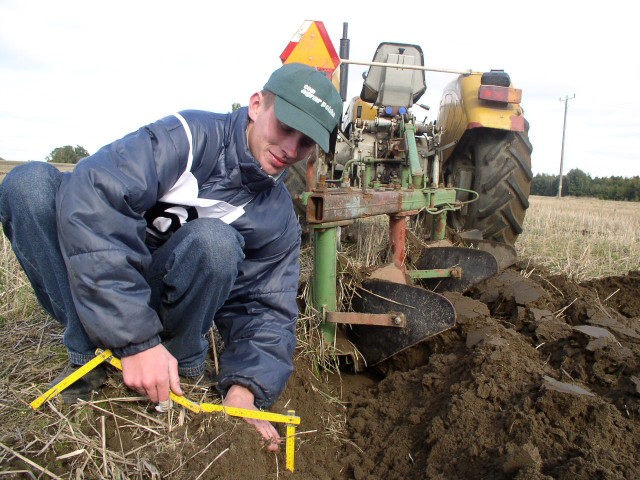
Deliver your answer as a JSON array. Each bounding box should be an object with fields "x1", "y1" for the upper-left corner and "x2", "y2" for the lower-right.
[{"x1": 558, "y1": 94, "x2": 576, "y2": 198}]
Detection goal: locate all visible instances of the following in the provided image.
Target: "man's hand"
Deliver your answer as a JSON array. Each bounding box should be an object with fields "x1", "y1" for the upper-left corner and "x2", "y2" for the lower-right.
[
  {"x1": 224, "y1": 385, "x2": 280, "y2": 452},
  {"x1": 121, "y1": 344, "x2": 183, "y2": 402}
]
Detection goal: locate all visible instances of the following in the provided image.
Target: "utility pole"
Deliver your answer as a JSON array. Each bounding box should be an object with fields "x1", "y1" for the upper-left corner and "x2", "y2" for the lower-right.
[{"x1": 557, "y1": 94, "x2": 576, "y2": 198}]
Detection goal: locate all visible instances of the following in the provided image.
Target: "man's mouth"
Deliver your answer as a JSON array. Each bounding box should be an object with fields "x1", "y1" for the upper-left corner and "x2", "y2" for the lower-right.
[{"x1": 270, "y1": 152, "x2": 290, "y2": 168}]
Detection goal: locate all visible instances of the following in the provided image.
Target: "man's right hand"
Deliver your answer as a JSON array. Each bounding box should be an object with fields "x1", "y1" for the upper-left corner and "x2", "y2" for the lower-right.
[
  {"x1": 120, "y1": 344, "x2": 183, "y2": 402},
  {"x1": 223, "y1": 385, "x2": 281, "y2": 452}
]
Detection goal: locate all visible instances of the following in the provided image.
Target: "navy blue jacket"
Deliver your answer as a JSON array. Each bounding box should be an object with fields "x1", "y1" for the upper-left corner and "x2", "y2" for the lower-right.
[{"x1": 55, "y1": 108, "x2": 301, "y2": 408}]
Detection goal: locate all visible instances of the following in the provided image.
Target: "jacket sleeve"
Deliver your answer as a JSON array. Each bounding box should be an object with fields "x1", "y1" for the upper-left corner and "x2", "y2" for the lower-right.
[
  {"x1": 214, "y1": 208, "x2": 301, "y2": 408},
  {"x1": 55, "y1": 114, "x2": 203, "y2": 357}
]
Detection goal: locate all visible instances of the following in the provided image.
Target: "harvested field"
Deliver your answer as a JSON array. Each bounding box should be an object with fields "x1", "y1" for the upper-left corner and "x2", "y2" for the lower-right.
[
  {"x1": 0, "y1": 160, "x2": 75, "y2": 183},
  {"x1": 0, "y1": 190, "x2": 638, "y2": 479}
]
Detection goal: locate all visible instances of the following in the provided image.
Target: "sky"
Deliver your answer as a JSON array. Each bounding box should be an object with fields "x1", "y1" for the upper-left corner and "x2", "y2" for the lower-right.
[{"x1": 1, "y1": 0, "x2": 638, "y2": 178}]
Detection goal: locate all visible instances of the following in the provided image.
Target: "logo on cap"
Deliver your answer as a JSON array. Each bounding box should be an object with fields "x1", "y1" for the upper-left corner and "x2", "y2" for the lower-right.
[{"x1": 301, "y1": 85, "x2": 336, "y2": 119}]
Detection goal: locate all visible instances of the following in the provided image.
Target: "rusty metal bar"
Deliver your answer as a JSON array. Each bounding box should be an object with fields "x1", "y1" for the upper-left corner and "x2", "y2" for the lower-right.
[
  {"x1": 307, "y1": 188, "x2": 459, "y2": 224},
  {"x1": 389, "y1": 215, "x2": 407, "y2": 268},
  {"x1": 307, "y1": 189, "x2": 426, "y2": 223},
  {"x1": 325, "y1": 311, "x2": 406, "y2": 327}
]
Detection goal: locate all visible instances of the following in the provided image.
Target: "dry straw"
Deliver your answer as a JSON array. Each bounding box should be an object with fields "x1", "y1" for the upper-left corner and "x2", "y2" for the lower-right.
[{"x1": 516, "y1": 195, "x2": 640, "y2": 281}]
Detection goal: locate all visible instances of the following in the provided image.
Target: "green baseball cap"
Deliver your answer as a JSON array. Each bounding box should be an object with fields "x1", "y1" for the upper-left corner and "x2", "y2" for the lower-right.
[{"x1": 264, "y1": 63, "x2": 343, "y2": 152}]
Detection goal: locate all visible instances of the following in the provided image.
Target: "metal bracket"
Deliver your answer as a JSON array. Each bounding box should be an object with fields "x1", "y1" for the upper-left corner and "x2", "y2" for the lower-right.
[
  {"x1": 406, "y1": 266, "x2": 463, "y2": 279},
  {"x1": 325, "y1": 311, "x2": 406, "y2": 327}
]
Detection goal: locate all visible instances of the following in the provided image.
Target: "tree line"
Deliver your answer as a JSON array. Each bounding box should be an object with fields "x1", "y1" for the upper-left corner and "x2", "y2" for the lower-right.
[
  {"x1": 532, "y1": 169, "x2": 640, "y2": 201},
  {"x1": 46, "y1": 145, "x2": 90, "y2": 164},
  {"x1": 45, "y1": 104, "x2": 245, "y2": 165}
]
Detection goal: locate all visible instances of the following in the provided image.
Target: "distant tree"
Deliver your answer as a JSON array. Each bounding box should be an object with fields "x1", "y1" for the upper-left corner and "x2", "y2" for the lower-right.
[
  {"x1": 532, "y1": 171, "x2": 638, "y2": 202},
  {"x1": 564, "y1": 168, "x2": 591, "y2": 197},
  {"x1": 231, "y1": 102, "x2": 241, "y2": 112},
  {"x1": 46, "y1": 145, "x2": 90, "y2": 164},
  {"x1": 626, "y1": 177, "x2": 640, "y2": 201},
  {"x1": 531, "y1": 173, "x2": 558, "y2": 196}
]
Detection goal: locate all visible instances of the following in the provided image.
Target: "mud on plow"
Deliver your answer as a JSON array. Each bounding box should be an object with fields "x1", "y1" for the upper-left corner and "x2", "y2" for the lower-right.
[{"x1": 284, "y1": 21, "x2": 532, "y2": 370}]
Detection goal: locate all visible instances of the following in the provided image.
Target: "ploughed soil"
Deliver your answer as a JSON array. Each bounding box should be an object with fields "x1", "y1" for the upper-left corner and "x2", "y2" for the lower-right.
[{"x1": 2, "y1": 264, "x2": 639, "y2": 479}]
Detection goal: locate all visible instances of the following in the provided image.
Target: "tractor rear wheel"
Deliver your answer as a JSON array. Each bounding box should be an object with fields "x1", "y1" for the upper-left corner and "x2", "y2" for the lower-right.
[{"x1": 446, "y1": 124, "x2": 533, "y2": 245}]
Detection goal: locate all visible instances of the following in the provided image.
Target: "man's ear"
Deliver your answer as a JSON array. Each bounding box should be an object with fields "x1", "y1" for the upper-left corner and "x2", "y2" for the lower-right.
[{"x1": 247, "y1": 92, "x2": 262, "y2": 122}]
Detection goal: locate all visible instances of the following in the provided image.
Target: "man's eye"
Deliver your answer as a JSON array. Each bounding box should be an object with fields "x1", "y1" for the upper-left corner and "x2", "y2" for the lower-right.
[
  {"x1": 300, "y1": 136, "x2": 315, "y2": 149},
  {"x1": 279, "y1": 122, "x2": 294, "y2": 133},
  {"x1": 278, "y1": 121, "x2": 314, "y2": 149}
]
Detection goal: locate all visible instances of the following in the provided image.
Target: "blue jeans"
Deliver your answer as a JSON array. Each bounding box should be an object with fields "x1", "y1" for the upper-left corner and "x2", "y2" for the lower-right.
[{"x1": 0, "y1": 162, "x2": 245, "y2": 376}]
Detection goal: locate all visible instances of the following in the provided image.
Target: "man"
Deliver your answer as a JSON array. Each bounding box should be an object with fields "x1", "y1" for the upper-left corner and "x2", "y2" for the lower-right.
[{"x1": 0, "y1": 63, "x2": 343, "y2": 451}]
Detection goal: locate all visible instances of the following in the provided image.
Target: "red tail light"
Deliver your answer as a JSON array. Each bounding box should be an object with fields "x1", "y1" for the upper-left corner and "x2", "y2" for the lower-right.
[{"x1": 478, "y1": 85, "x2": 522, "y2": 104}]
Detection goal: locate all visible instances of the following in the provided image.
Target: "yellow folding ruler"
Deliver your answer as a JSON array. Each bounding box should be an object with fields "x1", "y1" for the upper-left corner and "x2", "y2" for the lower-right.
[
  {"x1": 30, "y1": 349, "x2": 113, "y2": 410},
  {"x1": 100, "y1": 351, "x2": 299, "y2": 471},
  {"x1": 285, "y1": 409, "x2": 297, "y2": 472},
  {"x1": 31, "y1": 349, "x2": 300, "y2": 471}
]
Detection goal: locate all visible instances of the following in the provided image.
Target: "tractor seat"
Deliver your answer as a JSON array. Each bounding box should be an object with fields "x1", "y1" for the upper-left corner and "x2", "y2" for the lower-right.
[{"x1": 360, "y1": 42, "x2": 427, "y2": 109}]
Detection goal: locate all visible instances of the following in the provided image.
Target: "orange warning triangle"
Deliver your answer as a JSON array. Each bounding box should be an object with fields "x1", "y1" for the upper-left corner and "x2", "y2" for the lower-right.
[{"x1": 280, "y1": 20, "x2": 341, "y2": 76}]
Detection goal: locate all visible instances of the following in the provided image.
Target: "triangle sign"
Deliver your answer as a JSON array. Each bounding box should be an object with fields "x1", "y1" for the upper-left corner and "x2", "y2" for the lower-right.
[{"x1": 280, "y1": 20, "x2": 341, "y2": 76}]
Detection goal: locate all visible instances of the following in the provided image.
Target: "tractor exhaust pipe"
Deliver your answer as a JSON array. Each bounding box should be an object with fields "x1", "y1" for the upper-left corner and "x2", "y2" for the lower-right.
[{"x1": 339, "y1": 22, "x2": 350, "y2": 102}]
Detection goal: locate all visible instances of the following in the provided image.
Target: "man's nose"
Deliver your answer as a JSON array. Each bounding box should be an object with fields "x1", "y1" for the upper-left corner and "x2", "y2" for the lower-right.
[{"x1": 281, "y1": 133, "x2": 302, "y2": 159}]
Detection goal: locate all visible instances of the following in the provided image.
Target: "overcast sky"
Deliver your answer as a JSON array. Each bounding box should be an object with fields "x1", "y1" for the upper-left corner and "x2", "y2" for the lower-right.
[{"x1": 1, "y1": 0, "x2": 638, "y2": 178}]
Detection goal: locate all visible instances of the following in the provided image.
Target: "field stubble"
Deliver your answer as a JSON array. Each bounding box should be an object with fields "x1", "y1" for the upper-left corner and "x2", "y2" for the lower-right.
[
  {"x1": 516, "y1": 195, "x2": 639, "y2": 281},
  {"x1": 0, "y1": 192, "x2": 639, "y2": 478}
]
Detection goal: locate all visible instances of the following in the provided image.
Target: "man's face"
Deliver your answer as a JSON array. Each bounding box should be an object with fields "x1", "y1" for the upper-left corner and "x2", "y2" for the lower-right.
[{"x1": 246, "y1": 92, "x2": 316, "y2": 176}]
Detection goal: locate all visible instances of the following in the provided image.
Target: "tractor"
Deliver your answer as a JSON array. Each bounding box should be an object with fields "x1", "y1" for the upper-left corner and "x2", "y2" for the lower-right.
[{"x1": 283, "y1": 21, "x2": 533, "y2": 369}]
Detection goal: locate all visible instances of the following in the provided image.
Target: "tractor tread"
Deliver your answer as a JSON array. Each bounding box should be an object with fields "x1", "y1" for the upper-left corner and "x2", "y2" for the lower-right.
[{"x1": 446, "y1": 125, "x2": 533, "y2": 245}]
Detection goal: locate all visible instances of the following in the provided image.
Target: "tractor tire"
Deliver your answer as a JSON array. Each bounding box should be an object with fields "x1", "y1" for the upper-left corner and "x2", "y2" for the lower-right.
[{"x1": 446, "y1": 124, "x2": 533, "y2": 246}]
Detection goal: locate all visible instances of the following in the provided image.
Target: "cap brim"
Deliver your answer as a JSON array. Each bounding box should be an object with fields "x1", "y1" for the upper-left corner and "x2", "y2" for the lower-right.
[{"x1": 273, "y1": 96, "x2": 330, "y2": 152}]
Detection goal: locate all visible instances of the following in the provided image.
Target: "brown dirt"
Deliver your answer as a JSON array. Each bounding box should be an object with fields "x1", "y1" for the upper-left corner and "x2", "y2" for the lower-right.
[
  {"x1": 2, "y1": 264, "x2": 639, "y2": 479},
  {"x1": 338, "y1": 266, "x2": 640, "y2": 480}
]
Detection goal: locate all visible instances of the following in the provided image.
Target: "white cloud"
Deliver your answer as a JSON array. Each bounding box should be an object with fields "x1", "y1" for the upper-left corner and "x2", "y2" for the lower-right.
[{"x1": 0, "y1": 0, "x2": 638, "y2": 178}]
